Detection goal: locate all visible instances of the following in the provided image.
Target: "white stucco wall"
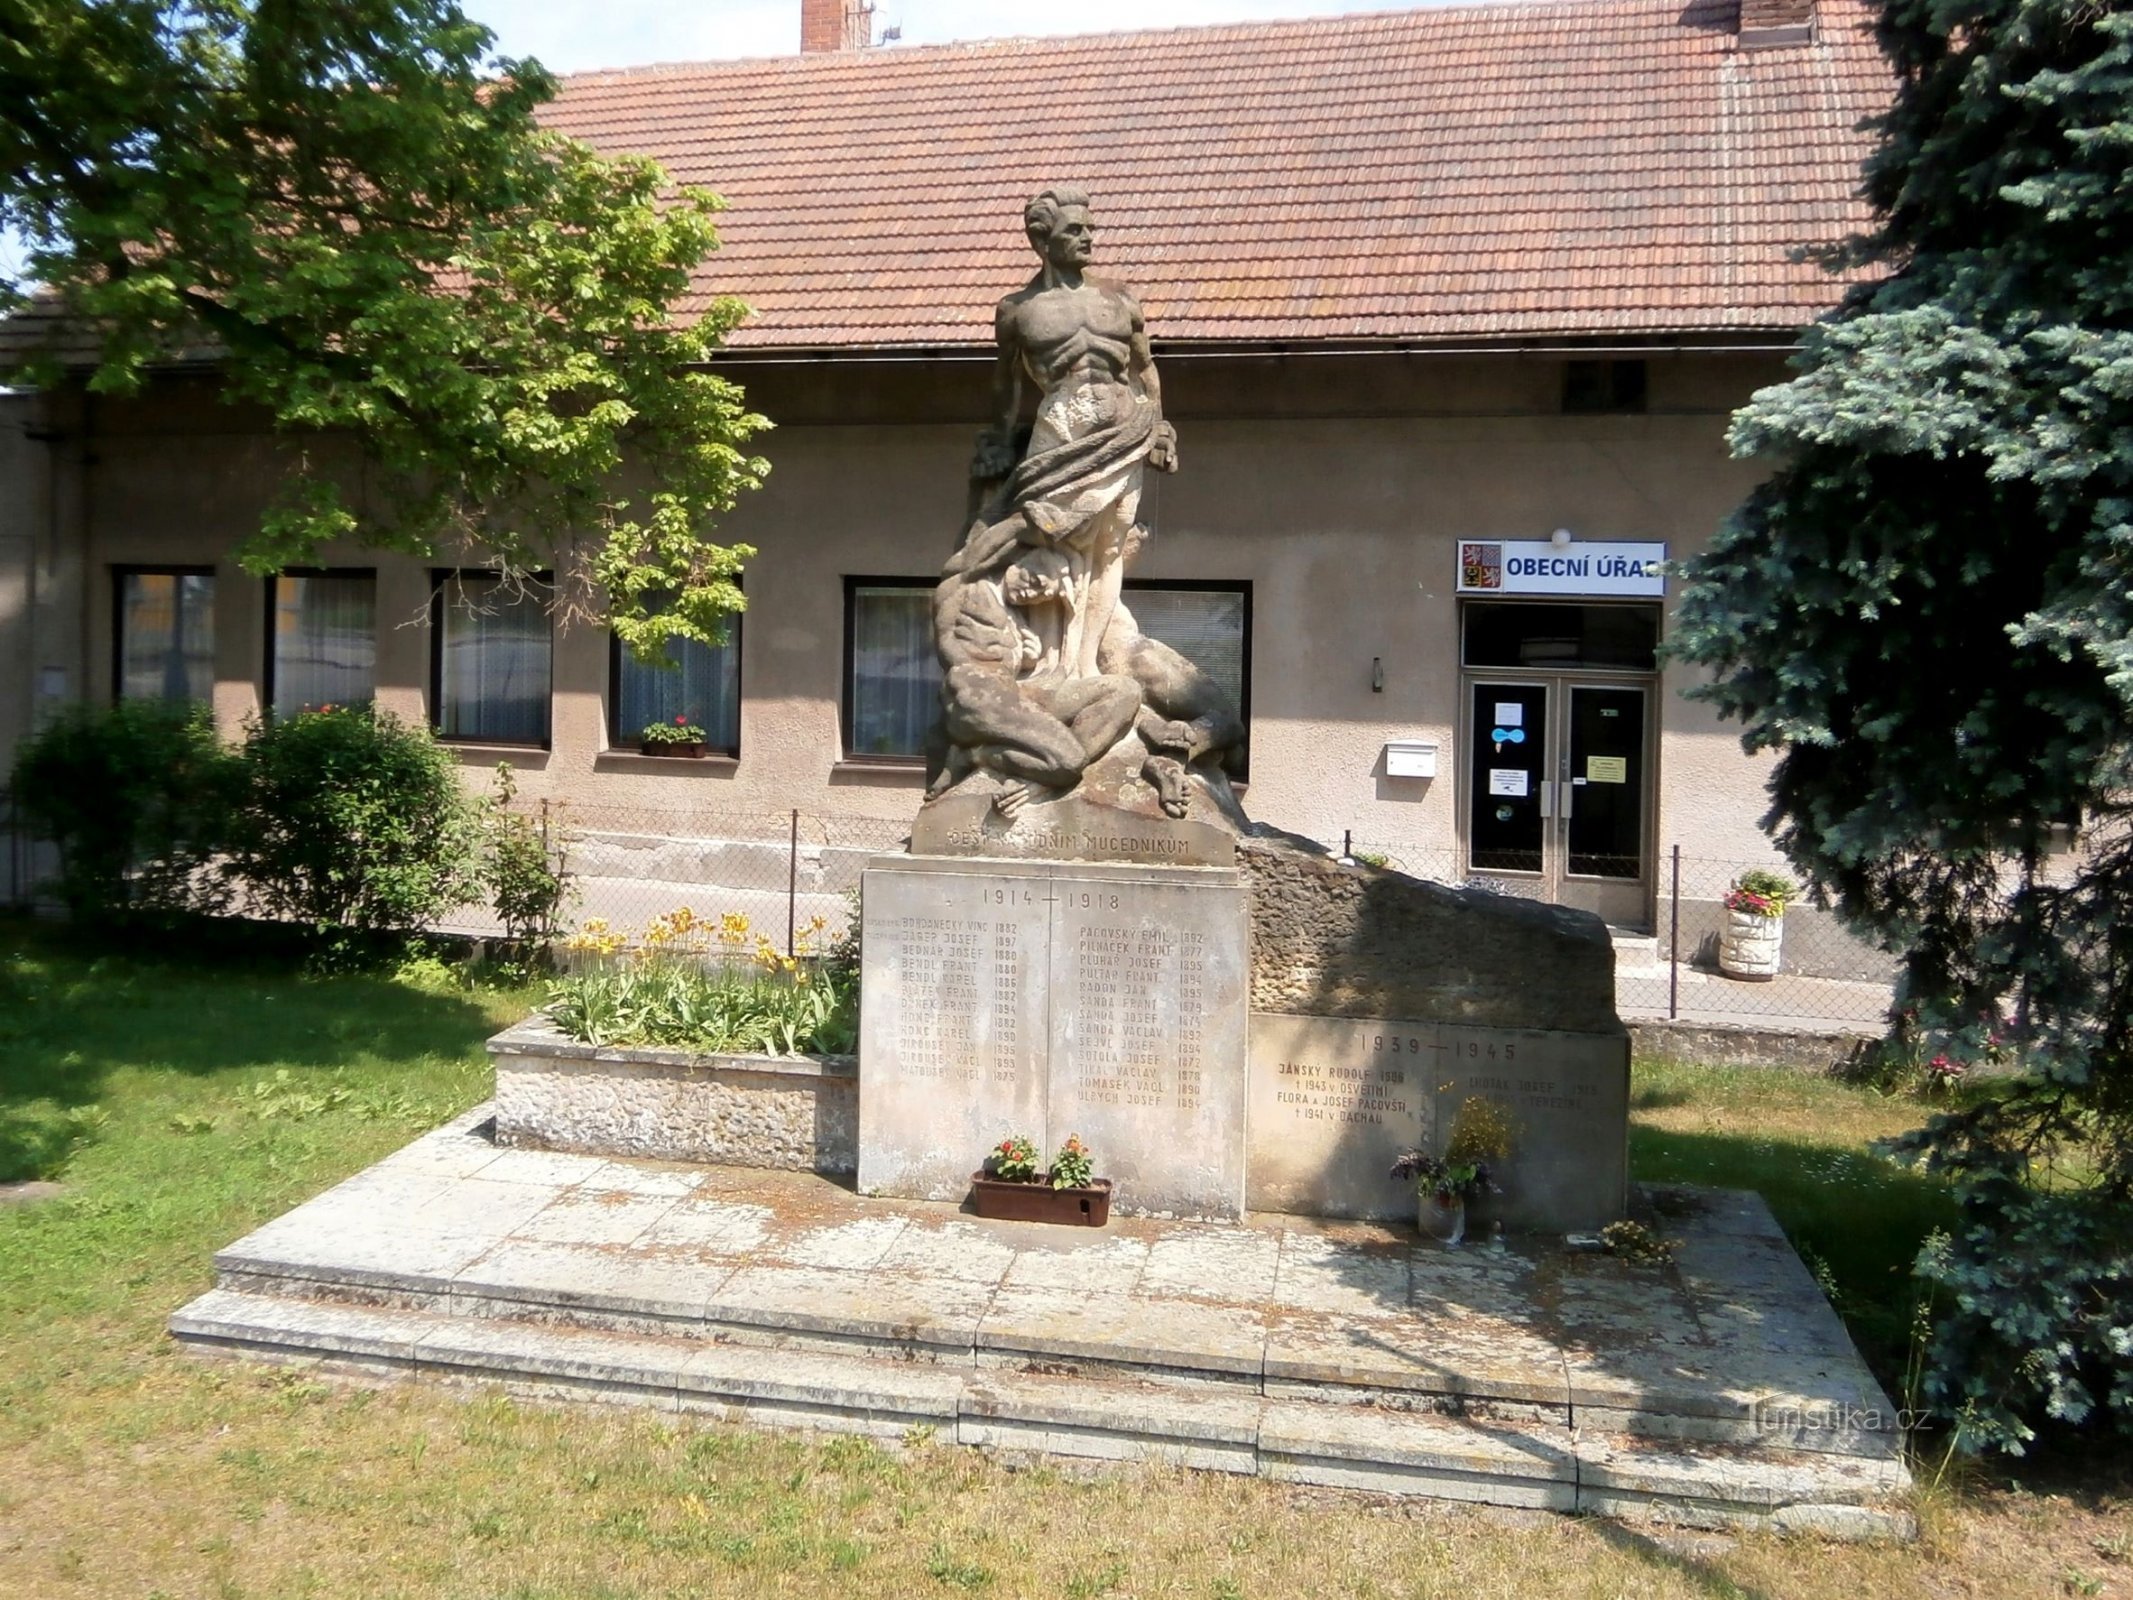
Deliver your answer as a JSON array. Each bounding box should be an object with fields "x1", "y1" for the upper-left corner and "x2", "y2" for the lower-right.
[{"x1": 2, "y1": 350, "x2": 1801, "y2": 923}]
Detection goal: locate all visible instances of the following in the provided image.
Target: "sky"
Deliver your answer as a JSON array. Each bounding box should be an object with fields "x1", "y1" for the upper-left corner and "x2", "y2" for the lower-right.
[{"x1": 457, "y1": 0, "x2": 1441, "y2": 72}]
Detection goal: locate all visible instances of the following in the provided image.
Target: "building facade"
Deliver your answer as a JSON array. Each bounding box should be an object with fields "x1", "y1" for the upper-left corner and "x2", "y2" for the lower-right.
[{"x1": 0, "y1": 0, "x2": 1888, "y2": 950}]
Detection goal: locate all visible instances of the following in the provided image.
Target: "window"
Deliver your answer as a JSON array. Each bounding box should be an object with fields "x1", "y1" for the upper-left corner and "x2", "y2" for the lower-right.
[
  {"x1": 1562, "y1": 359, "x2": 1648, "y2": 415},
  {"x1": 840, "y1": 577, "x2": 1253, "y2": 767},
  {"x1": 267, "y1": 570, "x2": 376, "y2": 717},
  {"x1": 115, "y1": 567, "x2": 215, "y2": 703},
  {"x1": 843, "y1": 580, "x2": 940, "y2": 759},
  {"x1": 1124, "y1": 581, "x2": 1253, "y2": 773},
  {"x1": 1462, "y1": 601, "x2": 1660, "y2": 672},
  {"x1": 430, "y1": 571, "x2": 552, "y2": 745},
  {"x1": 611, "y1": 616, "x2": 741, "y2": 755}
]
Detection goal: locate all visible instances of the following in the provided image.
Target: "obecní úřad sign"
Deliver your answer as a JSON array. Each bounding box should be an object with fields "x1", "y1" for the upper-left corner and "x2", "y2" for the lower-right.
[{"x1": 1457, "y1": 540, "x2": 1667, "y2": 597}]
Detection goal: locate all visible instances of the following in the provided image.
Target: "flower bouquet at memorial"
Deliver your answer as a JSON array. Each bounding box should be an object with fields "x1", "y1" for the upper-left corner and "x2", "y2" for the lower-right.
[
  {"x1": 1392, "y1": 1098, "x2": 1512, "y2": 1249},
  {"x1": 971, "y1": 1132, "x2": 1112, "y2": 1227},
  {"x1": 638, "y1": 714, "x2": 711, "y2": 757}
]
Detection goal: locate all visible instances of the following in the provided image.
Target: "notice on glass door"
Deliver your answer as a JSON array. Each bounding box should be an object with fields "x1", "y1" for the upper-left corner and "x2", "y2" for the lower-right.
[
  {"x1": 1493, "y1": 702, "x2": 1524, "y2": 727},
  {"x1": 1488, "y1": 768, "x2": 1530, "y2": 798},
  {"x1": 1585, "y1": 757, "x2": 1628, "y2": 784}
]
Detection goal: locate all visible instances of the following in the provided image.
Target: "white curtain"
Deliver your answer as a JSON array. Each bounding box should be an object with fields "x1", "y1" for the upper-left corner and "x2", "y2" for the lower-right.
[
  {"x1": 616, "y1": 631, "x2": 739, "y2": 750},
  {"x1": 438, "y1": 575, "x2": 551, "y2": 743},
  {"x1": 271, "y1": 573, "x2": 376, "y2": 716},
  {"x1": 849, "y1": 586, "x2": 939, "y2": 757}
]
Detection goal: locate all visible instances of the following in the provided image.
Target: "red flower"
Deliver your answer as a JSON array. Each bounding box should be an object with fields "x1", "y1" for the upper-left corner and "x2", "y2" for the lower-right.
[{"x1": 674, "y1": 714, "x2": 688, "y2": 725}]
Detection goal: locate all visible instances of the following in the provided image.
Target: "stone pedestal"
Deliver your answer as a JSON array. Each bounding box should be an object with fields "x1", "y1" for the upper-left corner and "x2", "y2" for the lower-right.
[
  {"x1": 1245, "y1": 1012, "x2": 1629, "y2": 1231},
  {"x1": 858, "y1": 853, "x2": 1249, "y2": 1218}
]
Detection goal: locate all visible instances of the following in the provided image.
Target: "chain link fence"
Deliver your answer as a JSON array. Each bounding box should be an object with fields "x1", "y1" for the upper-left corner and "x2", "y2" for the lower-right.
[
  {"x1": 439, "y1": 803, "x2": 913, "y2": 955},
  {"x1": 2, "y1": 773, "x2": 1897, "y2": 1033}
]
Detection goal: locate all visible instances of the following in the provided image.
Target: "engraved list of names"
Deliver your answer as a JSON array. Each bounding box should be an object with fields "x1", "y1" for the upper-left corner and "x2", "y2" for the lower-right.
[
  {"x1": 858, "y1": 870, "x2": 1048, "y2": 1202},
  {"x1": 1050, "y1": 873, "x2": 1246, "y2": 1218},
  {"x1": 859, "y1": 858, "x2": 1249, "y2": 1217}
]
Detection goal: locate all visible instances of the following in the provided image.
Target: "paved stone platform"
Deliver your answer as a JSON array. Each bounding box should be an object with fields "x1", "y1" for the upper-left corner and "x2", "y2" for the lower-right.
[{"x1": 172, "y1": 1105, "x2": 1913, "y2": 1539}]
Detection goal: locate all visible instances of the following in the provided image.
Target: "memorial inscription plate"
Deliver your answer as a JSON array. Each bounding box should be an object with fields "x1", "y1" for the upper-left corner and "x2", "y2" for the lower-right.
[
  {"x1": 859, "y1": 854, "x2": 1248, "y2": 1216},
  {"x1": 1246, "y1": 1013, "x2": 1630, "y2": 1230},
  {"x1": 857, "y1": 863, "x2": 1049, "y2": 1200},
  {"x1": 1050, "y1": 875, "x2": 1246, "y2": 1218}
]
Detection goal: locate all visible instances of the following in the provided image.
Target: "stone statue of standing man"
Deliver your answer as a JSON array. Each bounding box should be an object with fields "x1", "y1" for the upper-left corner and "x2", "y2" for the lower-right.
[{"x1": 920, "y1": 189, "x2": 1247, "y2": 855}]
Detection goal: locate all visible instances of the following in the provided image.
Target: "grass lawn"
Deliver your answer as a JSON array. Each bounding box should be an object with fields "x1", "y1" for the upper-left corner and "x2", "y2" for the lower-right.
[{"x1": 1, "y1": 919, "x2": 2128, "y2": 1599}]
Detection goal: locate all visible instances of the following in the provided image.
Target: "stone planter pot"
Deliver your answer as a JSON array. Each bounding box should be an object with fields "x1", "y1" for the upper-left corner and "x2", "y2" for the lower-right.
[
  {"x1": 638, "y1": 740, "x2": 711, "y2": 758},
  {"x1": 1417, "y1": 1192, "x2": 1467, "y2": 1248},
  {"x1": 1718, "y1": 908, "x2": 1784, "y2": 981},
  {"x1": 970, "y1": 1173, "x2": 1113, "y2": 1227}
]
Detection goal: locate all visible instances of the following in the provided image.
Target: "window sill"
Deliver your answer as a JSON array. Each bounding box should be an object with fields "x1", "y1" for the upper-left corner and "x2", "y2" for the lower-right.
[
  {"x1": 593, "y1": 750, "x2": 740, "y2": 775},
  {"x1": 830, "y1": 758, "x2": 928, "y2": 784},
  {"x1": 442, "y1": 741, "x2": 551, "y2": 767}
]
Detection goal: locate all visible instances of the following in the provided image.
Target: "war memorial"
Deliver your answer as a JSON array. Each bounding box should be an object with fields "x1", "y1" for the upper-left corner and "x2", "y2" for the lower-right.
[{"x1": 170, "y1": 193, "x2": 1910, "y2": 1536}]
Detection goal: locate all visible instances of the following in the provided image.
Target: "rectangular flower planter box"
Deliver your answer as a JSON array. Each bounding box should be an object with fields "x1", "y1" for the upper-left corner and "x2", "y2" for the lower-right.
[
  {"x1": 969, "y1": 1173, "x2": 1113, "y2": 1227},
  {"x1": 637, "y1": 741, "x2": 711, "y2": 758}
]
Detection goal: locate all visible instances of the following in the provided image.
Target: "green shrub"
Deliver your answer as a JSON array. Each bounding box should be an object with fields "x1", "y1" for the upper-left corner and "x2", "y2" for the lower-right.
[
  {"x1": 482, "y1": 766, "x2": 574, "y2": 949},
  {"x1": 226, "y1": 706, "x2": 480, "y2": 935},
  {"x1": 1909, "y1": 1182, "x2": 2133, "y2": 1454},
  {"x1": 7, "y1": 700, "x2": 239, "y2": 922}
]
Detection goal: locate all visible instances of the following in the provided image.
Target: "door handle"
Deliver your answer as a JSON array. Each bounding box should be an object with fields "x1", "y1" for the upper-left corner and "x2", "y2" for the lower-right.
[
  {"x1": 1538, "y1": 777, "x2": 1553, "y2": 818},
  {"x1": 1560, "y1": 780, "x2": 1575, "y2": 820}
]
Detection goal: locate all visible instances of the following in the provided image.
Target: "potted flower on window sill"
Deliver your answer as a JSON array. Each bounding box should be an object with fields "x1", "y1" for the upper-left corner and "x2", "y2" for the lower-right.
[
  {"x1": 970, "y1": 1133, "x2": 1112, "y2": 1226},
  {"x1": 638, "y1": 715, "x2": 710, "y2": 758},
  {"x1": 1718, "y1": 868, "x2": 1797, "y2": 981}
]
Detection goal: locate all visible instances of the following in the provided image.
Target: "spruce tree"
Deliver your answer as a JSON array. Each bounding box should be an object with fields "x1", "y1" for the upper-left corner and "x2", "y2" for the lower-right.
[{"x1": 1670, "y1": 0, "x2": 2133, "y2": 1450}]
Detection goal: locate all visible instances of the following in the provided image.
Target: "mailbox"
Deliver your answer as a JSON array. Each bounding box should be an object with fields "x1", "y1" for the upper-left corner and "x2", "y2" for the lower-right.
[{"x1": 1384, "y1": 740, "x2": 1438, "y2": 779}]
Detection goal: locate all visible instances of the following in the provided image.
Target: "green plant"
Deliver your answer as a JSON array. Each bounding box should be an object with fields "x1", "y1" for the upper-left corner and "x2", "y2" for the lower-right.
[
  {"x1": 1049, "y1": 1134, "x2": 1094, "y2": 1191},
  {"x1": 1724, "y1": 869, "x2": 1797, "y2": 918},
  {"x1": 1911, "y1": 1185, "x2": 2133, "y2": 1456},
  {"x1": 986, "y1": 1133, "x2": 1039, "y2": 1183},
  {"x1": 225, "y1": 706, "x2": 481, "y2": 939},
  {"x1": 545, "y1": 909, "x2": 857, "y2": 1057},
  {"x1": 638, "y1": 715, "x2": 708, "y2": 746},
  {"x1": 1396, "y1": 1095, "x2": 1518, "y2": 1202},
  {"x1": 1390, "y1": 1151, "x2": 1493, "y2": 1204},
  {"x1": 482, "y1": 767, "x2": 574, "y2": 948},
  {"x1": 8, "y1": 700, "x2": 240, "y2": 923}
]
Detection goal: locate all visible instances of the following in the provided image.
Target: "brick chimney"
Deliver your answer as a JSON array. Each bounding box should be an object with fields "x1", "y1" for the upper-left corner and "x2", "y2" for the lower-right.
[
  {"x1": 1738, "y1": 0, "x2": 1813, "y2": 48},
  {"x1": 802, "y1": 0, "x2": 873, "y2": 52}
]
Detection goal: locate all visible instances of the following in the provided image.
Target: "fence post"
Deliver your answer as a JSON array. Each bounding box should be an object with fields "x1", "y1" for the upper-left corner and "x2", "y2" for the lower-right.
[
  {"x1": 787, "y1": 809, "x2": 800, "y2": 957},
  {"x1": 1669, "y1": 843, "x2": 1682, "y2": 1022}
]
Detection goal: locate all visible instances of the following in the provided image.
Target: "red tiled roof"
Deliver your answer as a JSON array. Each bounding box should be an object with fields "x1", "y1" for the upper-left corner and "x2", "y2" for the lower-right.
[{"x1": 542, "y1": 0, "x2": 1889, "y2": 349}]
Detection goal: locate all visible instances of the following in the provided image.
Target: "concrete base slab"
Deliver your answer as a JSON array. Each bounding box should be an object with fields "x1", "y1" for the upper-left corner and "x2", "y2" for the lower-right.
[{"x1": 171, "y1": 1108, "x2": 1914, "y2": 1538}]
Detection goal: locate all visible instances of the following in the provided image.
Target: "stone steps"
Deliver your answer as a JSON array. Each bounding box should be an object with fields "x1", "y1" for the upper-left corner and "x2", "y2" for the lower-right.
[
  {"x1": 206, "y1": 1245, "x2": 1894, "y2": 1462},
  {"x1": 170, "y1": 1285, "x2": 1909, "y2": 1536}
]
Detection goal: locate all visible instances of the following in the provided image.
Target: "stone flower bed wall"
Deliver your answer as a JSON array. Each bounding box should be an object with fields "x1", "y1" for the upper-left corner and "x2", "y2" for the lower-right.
[{"x1": 488, "y1": 1016, "x2": 857, "y2": 1173}]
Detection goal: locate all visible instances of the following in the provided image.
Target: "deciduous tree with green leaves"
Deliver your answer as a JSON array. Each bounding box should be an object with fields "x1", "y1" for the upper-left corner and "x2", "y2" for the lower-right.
[
  {"x1": 0, "y1": 0, "x2": 765, "y2": 652},
  {"x1": 1670, "y1": 0, "x2": 2133, "y2": 1451}
]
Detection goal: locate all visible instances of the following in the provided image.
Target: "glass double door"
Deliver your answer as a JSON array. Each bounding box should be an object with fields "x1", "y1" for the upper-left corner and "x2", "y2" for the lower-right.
[{"x1": 1465, "y1": 676, "x2": 1652, "y2": 927}]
